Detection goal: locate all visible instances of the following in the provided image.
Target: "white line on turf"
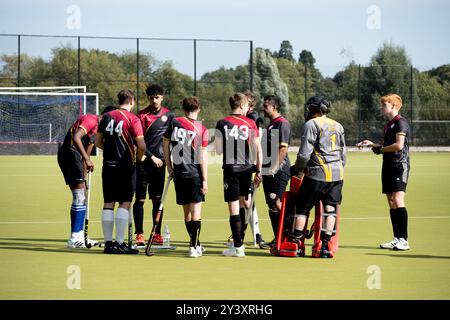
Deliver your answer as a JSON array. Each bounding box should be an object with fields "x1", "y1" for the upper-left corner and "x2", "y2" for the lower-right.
[{"x1": 0, "y1": 216, "x2": 449, "y2": 224}]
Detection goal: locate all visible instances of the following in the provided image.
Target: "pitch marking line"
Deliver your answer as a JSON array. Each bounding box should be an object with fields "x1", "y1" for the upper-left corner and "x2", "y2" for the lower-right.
[{"x1": 0, "y1": 216, "x2": 449, "y2": 224}]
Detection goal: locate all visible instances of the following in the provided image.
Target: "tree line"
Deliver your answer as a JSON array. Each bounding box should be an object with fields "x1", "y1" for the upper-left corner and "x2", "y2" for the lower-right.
[{"x1": 1, "y1": 40, "x2": 449, "y2": 145}]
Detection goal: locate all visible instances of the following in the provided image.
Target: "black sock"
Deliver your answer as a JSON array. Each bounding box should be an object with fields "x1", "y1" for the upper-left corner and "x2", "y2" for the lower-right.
[
  {"x1": 190, "y1": 220, "x2": 201, "y2": 247},
  {"x1": 133, "y1": 202, "x2": 144, "y2": 234},
  {"x1": 389, "y1": 208, "x2": 400, "y2": 238},
  {"x1": 321, "y1": 232, "x2": 332, "y2": 242},
  {"x1": 152, "y1": 199, "x2": 163, "y2": 234},
  {"x1": 294, "y1": 229, "x2": 303, "y2": 239},
  {"x1": 230, "y1": 215, "x2": 243, "y2": 247},
  {"x1": 269, "y1": 210, "x2": 280, "y2": 238},
  {"x1": 185, "y1": 220, "x2": 192, "y2": 240},
  {"x1": 395, "y1": 207, "x2": 408, "y2": 240},
  {"x1": 239, "y1": 208, "x2": 248, "y2": 240}
]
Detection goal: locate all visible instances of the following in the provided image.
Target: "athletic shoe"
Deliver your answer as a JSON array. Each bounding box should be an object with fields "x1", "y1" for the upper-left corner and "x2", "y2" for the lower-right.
[
  {"x1": 319, "y1": 240, "x2": 333, "y2": 258},
  {"x1": 188, "y1": 247, "x2": 201, "y2": 258},
  {"x1": 196, "y1": 245, "x2": 206, "y2": 256},
  {"x1": 103, "y1": 241, "x2": 114, "y2": 254},
  {"x1": 256, "y1": 233, "x2": 264, "y2": 244},
  {"x1": 234, "y1": 245, "x2": 245, "y2": 257},
  {"x1": 152, "y1": 234, "x2": 163, "y2": 245},
  {"x1": 67, "y1": 238, "x2": 86, "y2": 249},
  {"x1": 379, "y1": 237, "x2": 400, "y2": 249},
  {"x1": 222, "y1": 245, "x2": 245, "y2": 257},
  {"x1": 113, "y1": 241, "x2": 139, "y2": 254},
  {"x1": 259, "y1": 238, "x2": 275, "y2": 250},
  {"x1": 393, "y1": 238, "x2": 410, "y2": 251},
  {"x1": 135, "y1": 233, "x2": 145, "y2": 246},
  {"x1": 86, "y1": 238, "x2": 99, "y2": 247}
]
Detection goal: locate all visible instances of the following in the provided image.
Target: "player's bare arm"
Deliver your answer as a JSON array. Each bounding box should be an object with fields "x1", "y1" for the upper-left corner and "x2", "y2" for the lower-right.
[
  {"x1": 200, "y1": 147, "x2": 208, "y2": 195},
  {"x1": 135, "y1": 136, "x2": 146, "y2": 161},
  {"x1": 162, "y1": 137, "x2": 174, "y2": 178},
  {"x1": 94, "y1": 132, "x2": 104, "y2": 150},
  {"x1": 73, "y1": 127, "x2": 94, "y2": 172}
]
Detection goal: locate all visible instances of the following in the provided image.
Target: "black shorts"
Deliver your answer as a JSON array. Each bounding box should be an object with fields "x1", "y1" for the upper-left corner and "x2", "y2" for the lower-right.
[
  {"x1": 174, "y1": 175, "x2": 205, "y2": 205},
  {"x1": 135, "y1": 160, "x2": 166, "y2": 200},
  {"x1": 223, "y1": 169, "x2": 253, "y2": 202},
  {"x1": 262, "y1": 171, "x2": 290, "y2": 207},
  {"x1": 57, "y1": 148, "x2": 84, "y2": 186},
  {"x1": 295, "y1": 177, "x2": 343, "y2": 216},
  {"x1": 382, "y1": 162, "x2": 409, "y2": 194},
  {"x1": 102, "y1": 165, "x2": 136, "y2": 203}
]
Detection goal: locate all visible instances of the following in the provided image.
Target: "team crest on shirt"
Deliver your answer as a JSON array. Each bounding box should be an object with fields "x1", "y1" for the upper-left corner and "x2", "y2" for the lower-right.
[
  {"x1": 391, "y1": 124, "x2": 395, "y2": 129},
  {"x1": 268, "y1": 125, "x2": 274, "y2": 130},
  {"x1": 224, "y1": 183, "x2": 228, "y2": 190},
  {"x1": 161, "y1": 115, "x2": 168, "y2": 122}
]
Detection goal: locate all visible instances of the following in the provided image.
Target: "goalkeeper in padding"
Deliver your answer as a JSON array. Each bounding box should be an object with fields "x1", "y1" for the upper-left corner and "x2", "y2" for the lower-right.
[{"x1": 290, "y1": 96, "x2": 346, "y2": 258}]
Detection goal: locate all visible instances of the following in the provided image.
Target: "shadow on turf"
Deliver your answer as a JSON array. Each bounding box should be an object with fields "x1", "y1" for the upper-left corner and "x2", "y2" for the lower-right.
[{"x1": 365, "y1": 252, "x2": 450, "y2": 260}]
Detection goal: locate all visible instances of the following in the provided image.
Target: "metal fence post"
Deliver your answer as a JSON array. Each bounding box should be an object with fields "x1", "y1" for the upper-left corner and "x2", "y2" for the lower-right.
[
  {"x1": 77, "y1": 36, "x2": 81, "y2": 86},
  {"x1": 17, "y1": 35, "x2": 21, "y2": 87},
  {"x1": 410, "y1": 64, "x2": 414, "y2": 145},
  {"x1": 250, "y1": 41, "x2": 253, "y2": 91},
  {"x1": 137, "y1": 37, "x2": 140, "y2": 111},
  {"x1": 194, "y1": 39, "x2": 197, "y2": 96},
  {"x1": 358, "y1": 64, "x2": 361, "y2": 141}
]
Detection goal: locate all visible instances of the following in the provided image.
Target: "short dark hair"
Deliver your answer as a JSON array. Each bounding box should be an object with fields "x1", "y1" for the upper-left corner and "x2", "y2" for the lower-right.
[
  {"x1": 146, "y1": 84, "x2": 164, "y2": 96},
  {"x1": 244, "y1": 90, "x2": 257, "y2": 108},
  {"x1": 229, "y1": 93, "x2": 248, "y2": 110},
  {"x1": 182, "y1": 96, "x2": 201, "y2": 112},
  {"x1": 118, "y1": 89, "x2": 135, "y2": 105},
  {"x1": 263, "y1": 95, "x2": 281, "y2": 111},
  {"x1": 101, "y1": 105, "x2": 116, "y2": 115}
]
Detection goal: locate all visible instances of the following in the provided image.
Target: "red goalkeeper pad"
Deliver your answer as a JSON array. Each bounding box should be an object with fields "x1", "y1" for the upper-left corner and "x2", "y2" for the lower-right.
[{"x1": 311, "y1": 201, "x2": 340, "y2": 258}]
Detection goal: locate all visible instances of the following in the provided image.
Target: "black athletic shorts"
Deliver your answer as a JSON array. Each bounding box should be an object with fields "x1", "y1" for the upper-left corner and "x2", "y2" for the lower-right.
[
  {"x1": 382, "y1": 162, "x2": 409, "y2": 194},
  {"x1": 223, "y1": 169, "x2": 253, "y2": 202},
  {"x1": 174, "y1": 175, "x2": 205, "y2": 205},
  {"x1": 135, "y1": 159, "x2": 166, "y2": 200},
  {"x1": 57, "y1": 148, "x2": 84, "y2": 186},
  {"x1": 102, "y1": 165, "x2": 136, "y2": 203},
  {"x1": 295, "y1": 177, "x2": 343, "y2": 216},
  {"x1": 262, "y1": 170, "x2": 290, "y2": 207}
]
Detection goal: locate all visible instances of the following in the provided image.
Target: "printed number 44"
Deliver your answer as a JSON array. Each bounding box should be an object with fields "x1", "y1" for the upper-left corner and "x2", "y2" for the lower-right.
[{"x1": 105, "y1": 119, "x2": 124, "y2": 136}]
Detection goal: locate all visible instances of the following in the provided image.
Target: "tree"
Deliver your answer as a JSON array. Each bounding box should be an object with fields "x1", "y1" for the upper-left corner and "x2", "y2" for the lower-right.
[
  {"x1": 253, "y1": 48, "x2": 289, "y2": 113},
  {"x1": 298, "y1": 49, "x2": 316, "y2": 66},
  {"x1": 277, "y1": 40, "x2": 295, "y2": 62}
]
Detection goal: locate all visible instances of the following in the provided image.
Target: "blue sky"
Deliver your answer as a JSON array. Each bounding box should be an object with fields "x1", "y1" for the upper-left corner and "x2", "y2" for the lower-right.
[{"x1": 1, "y1": 0, "x2": 449, "y2": 78}]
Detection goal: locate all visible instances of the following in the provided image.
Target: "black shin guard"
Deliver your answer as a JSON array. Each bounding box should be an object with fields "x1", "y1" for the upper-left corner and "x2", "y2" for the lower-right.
[
  {"x1": 230, "y1": 215, "x2": 243, "y2": 247},
  {"x1": 390, "y1": 208, "x2": 400, "y2": 238},
  {"x1": 133, "y1": 202, "x2": 144, "y2": 235}
]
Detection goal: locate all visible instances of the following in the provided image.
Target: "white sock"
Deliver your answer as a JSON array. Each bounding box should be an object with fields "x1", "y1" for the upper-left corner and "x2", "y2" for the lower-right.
[
  {"x1": 102, "y1": 209, "x2": 114, "y2": 242},
  {"x1": 115, "y1": 208, "x2": 129, "y2": 245}
]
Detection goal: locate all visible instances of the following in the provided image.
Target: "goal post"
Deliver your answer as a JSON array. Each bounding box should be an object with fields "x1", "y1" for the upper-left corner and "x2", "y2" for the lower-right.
[{"x1": 0, "y1": 91, "x2": 99, "y2": 155}]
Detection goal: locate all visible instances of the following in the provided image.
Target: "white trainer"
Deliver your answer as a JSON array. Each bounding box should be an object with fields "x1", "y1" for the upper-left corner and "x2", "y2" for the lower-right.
[
  {"x1": 393, "y1": 238, "x2": 410, "y2": 251},
  {"x1": 222, "y1": 245, "x2": 245, "y2": 257},
  {"x1": 196, "y1": 245, "x2": 206, "y2": 256},
  {"x1": 234, "y1": 245, "x2": 245, "y2": 257},
  {"x1": 188, "y1": 246, "x2": 201, "y2": 258},
  {"x1": 67, "y1": 238, "x2": 86, "y2": 249},
  {"x1": 379, "y1": 237, "x2": 400, "y2": 249}
]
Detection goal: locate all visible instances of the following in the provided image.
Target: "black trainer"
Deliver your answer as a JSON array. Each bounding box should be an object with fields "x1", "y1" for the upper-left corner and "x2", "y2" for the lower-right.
[
  {"x1": 103, "y1": 241, "x2": 115, "y2": 254},
  {"x1": 259, "y1": 238, "x2": 275, "y2": 250},
  {"x1": 114, "y1": 241, "x2": 139, "y2": 254}
]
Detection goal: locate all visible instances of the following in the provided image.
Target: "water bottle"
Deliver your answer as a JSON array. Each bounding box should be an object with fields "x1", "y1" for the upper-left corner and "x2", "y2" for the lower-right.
[{"x1": 163, "y1": 225, "x2": 170, "y2": 248}]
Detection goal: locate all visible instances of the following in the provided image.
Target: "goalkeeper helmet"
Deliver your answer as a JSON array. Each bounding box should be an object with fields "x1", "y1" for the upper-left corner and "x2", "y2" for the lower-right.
[{"x1": 304, "y1": 96, "x2": 331, "y2": 120}]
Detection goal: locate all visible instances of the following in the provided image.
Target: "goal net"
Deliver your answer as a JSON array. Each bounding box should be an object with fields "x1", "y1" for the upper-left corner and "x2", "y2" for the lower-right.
[{"x1": 0, "y1": 91, "x2": 98, "y2": 155}]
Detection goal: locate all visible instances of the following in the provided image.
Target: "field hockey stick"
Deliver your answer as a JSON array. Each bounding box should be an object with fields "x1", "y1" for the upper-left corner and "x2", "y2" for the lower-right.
[
  {"x1": 145, "y1": 175, "x2": 172, "y2": 256},
  {"x1": 128, "y1": 205, "x2": 133, "y2": 249},
  {"x1": 84, "y1": 171, "x2": 92, "y2": 248}
]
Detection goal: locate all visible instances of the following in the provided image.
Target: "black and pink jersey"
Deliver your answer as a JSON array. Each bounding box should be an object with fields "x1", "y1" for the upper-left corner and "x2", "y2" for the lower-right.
[
  {"x1": 261, "y1": 116, "x2": 292, "y2": 175},
  {"x1": 215, "y1": 115, "x2": 259, "y2": 173},
  {"x1": 138, "y1": 106, "x2": 174, "y2": 160},
  {"x1": 98, "y1": 108, "x2": 144, "y2": 167},
  {"x1": 383, "y1": 115, "x2": 410, "y2": 165},
  {"x1": 60, "y1": 113, "x2": 98, "y2": 152},
  {"x1": 164, "y1": 117, "x2": 209, "y2": 179}
]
